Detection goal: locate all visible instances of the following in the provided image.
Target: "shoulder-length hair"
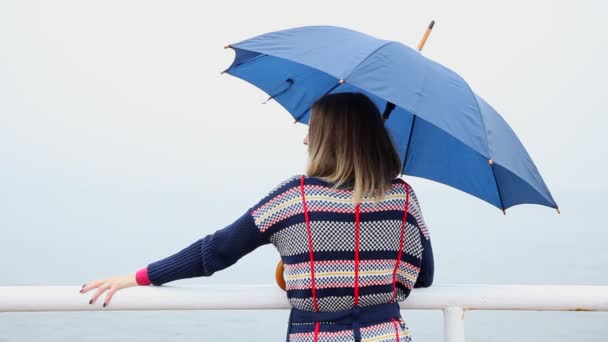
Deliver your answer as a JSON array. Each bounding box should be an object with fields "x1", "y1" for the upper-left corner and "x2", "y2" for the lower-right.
[{"x1": 306, "y1": 92, "x2": 402, "y2": 204}]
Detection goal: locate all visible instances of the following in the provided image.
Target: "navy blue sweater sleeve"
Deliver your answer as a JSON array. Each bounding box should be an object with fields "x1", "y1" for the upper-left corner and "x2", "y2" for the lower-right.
[
  {"x1": 143, "y1": 175, "x2": 301, "y2": 286},
  {"x1": 414, "y1": 235, "x2": 434, "y2": 288},
  {"x1": 409, "y1": 186, "x2": 434, "y2": 288},
  {"x1": 146, "y1": 208, "x2": 270, "y2": 286}
]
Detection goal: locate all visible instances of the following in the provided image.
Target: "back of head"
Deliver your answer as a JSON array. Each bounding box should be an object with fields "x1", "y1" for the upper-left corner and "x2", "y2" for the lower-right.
[{"x1": 306, "y1": 92, "x2": 402, "y2": 204}]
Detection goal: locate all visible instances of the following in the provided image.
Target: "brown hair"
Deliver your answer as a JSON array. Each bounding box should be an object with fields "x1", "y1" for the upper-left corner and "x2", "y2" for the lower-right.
[{"x1": 306, "y1": 92, "x2": 402, "y2": 204}]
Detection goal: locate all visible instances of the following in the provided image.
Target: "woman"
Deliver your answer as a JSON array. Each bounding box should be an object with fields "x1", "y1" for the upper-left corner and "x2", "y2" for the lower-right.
[{"x1": 80, "y1": 92, "x2": 434, "y2": 342}]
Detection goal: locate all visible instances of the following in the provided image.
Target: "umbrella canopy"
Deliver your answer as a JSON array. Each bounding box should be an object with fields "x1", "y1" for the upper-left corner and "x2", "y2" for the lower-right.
[{"x1": 223, "y1": 25, "x2": 558, "y2": 212}]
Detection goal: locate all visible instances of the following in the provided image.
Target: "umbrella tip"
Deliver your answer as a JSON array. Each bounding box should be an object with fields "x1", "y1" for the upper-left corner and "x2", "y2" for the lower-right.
[
  {"x1": 502, "y1": 208, "x2": 506, "y2": 215},
  {"x1": 488, "y1": 159, "x2": 494, "y2": 165},
  {"x1": 556, "y1": 207, "x2": 561, "y2": 214},
  {"x1": 224, "y1": 45, "x2": 232, "y2": 49}
]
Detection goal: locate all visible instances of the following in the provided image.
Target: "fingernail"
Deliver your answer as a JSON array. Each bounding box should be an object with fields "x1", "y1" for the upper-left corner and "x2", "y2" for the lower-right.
[
  {"x1": 103, "y1": 303, "x2": 107, "y2": 307},
  {"x1": 79, "y1": 289, "x2": 83, "y2": 293},
  {"x1": 89, "y1": 299, "x2": 93, "y2": 304},
  {"x1": 82, "y1": 284, "x2": 86, "y2": 288}
]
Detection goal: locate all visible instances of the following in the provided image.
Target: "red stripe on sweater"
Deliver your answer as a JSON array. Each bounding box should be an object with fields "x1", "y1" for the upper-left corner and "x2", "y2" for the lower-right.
[
  {"x1": 391, "y1": 317, "x2": 401, "y2": 340},
  {"x1": 391, "y1": 183, "x2": 410, "y2": 302},
  {"x1": 354, "y1": 202, "x2": 361, "y2": 306},
  {"x1": 301, "y1": 176, "x2": 320, "y2": 312}
]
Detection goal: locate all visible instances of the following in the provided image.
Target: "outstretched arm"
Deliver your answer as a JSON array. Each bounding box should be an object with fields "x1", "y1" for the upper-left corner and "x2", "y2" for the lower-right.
[
  {"x1": 136, "y1": 208, "x2": 270, "y2": 286},
  {"x1": 84, "y1": 176, "x2": 298, "y2": 308}
]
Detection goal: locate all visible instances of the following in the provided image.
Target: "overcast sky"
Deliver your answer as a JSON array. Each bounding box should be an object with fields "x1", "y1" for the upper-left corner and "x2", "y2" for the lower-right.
[
  {"x1": 1, "y1": 8, "x2": 606, "y2": 342},
  {"x1": 0, "y1": 0, "x2": 605, "y2": 211}
]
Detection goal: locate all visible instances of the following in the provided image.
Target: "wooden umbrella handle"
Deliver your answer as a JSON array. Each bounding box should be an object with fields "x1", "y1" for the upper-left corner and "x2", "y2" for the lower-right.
[
  {"x1": 275, "y1": 260, "x2": 286, "y2": 291},
  {"x1": 417, "y1": 20, "x2": 435, "y2": 52}
]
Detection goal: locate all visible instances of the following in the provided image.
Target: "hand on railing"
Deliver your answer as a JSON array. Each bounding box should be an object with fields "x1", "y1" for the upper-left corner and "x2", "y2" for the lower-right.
[{"x1": 79, "y1": 273, "x2": 139, "y2": 308}]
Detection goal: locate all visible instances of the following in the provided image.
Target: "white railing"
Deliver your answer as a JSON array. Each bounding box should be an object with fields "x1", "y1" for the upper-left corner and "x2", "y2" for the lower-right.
[{"x1": 1, "y1": 284, "x2": 607, "y2": 342}]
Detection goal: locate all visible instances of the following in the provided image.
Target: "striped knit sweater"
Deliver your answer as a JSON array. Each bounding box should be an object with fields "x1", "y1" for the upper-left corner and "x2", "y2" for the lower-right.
[{"x1": 135, "y1": 174, "x2": 433, "y2": 340}]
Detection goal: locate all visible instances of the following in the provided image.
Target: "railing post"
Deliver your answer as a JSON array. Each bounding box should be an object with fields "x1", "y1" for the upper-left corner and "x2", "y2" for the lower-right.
[{"x1": 443, "y1": 306, "x2": 465, "y2": 342}]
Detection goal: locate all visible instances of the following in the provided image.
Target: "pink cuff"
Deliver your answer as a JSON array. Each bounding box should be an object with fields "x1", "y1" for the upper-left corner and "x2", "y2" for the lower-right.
[{"x1": 135, "y1": 267, "x2": 151, "y2": 286}]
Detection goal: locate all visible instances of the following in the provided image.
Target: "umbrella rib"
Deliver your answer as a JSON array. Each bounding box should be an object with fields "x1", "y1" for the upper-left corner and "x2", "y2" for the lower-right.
[
  {"x1": 294, "y1": 41, "x2": 395, "y2": 123},
  {"x1": 404, "y1": 110, "x2": 505, "y2": 213},
  {"x1": 342, "y1": 41, "x2": 395, "y2": 81},
  {"x1": 222, "y1": 50, "x2": 269, "y2": 74},
  {"x1": 468, "y1": 90, "x2": 556, "y2": 211},
  {"x1": 293, "y1": 81, "x2": 343, "y2": 123},
  {"x1": 462, "y1": 82, "x2": 505, "y2": 212},
  {"x1": 489, "y1": 162, "x2": 506, "y2": 214}
]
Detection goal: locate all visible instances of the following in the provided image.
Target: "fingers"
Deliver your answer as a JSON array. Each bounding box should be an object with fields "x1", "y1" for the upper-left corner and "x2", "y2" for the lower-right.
[
  {"x1": 89, "y1": 282, "x2": 112, "y2": 305},
  {"x1": 81, "y1": 275, "x2": 132, "y2": 308},
  {"x1": 80, "y1": 280, "x2": 102, "y2": 294},
  {"x1": 104, "y1": 288, "x2": 117, "y2": 307}
]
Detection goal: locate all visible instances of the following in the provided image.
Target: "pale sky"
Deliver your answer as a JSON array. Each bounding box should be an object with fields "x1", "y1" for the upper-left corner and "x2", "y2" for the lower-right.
[
  {"x1": 1, "y1": 5, "x2": 606, "y2": 341},
  {"x1": 0, "y1": 0, "x2": 605, "y2": 214}
]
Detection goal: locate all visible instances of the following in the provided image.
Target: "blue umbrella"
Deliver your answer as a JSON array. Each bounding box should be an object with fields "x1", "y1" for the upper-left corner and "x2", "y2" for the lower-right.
[{"x1": 222, "y1": 25, "x2": 558, "y2": 213}]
